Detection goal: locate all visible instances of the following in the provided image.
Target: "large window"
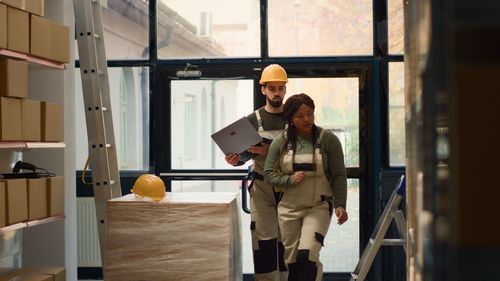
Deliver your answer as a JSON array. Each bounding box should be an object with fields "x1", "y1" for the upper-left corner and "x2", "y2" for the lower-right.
[
  {"x1": 170, "y1": 80, "x2": 254, "y2": 170},
  {"x1": 286, "y1": 78, "x2": 360, "y2": 167},
  {"x1": 75, "y1": 0, "x2": 149, "y2": 60},
  {"x1": 157, "y1": 0, "x2": 260, "y2": 58},
  {"x1": 269, "y1": 0, "x2": 373, "y2": 56},
  {"x1": 74, "y1": 67, "x2": 150, "y2": 170},
  {"x1": 389, "y1": 0, "x2": 405, "y2": 54},
  {"x1": 389, "y1": 62, "x2": 405, "y2": 166}
]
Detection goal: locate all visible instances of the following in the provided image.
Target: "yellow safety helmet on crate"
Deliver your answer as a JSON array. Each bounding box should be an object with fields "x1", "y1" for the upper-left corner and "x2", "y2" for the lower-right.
[
  {"x1": 259, "y1": 64, "x2": 288, "y2": 85},
  {"x1": 131, "y1": 174, "x2": 166, "y2": 202}
]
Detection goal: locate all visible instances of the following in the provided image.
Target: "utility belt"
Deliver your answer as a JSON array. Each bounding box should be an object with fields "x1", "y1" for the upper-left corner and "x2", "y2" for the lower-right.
[
  {"x1": 242, "y1": 169, "x2": 283, "y2": 193},
  {"x1": 252, "y1": 171, "x2": 283, "y2": 192}
]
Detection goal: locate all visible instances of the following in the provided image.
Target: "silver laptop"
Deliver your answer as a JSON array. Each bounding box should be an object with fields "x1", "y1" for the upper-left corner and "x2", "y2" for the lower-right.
[{"x1": 211, "y1": 117, "x2": 263, "y2": 162}]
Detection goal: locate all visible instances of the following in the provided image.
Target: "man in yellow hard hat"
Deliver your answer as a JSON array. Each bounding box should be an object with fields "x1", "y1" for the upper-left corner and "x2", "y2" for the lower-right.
[{"x1": 225, "y1": 64, "x2": 288, "y2": 281}]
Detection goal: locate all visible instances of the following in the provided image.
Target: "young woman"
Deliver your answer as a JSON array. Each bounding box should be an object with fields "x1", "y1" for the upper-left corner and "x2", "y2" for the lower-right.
[{"x1": 264, "y1": 93, "x2": 348, "y2": 281}]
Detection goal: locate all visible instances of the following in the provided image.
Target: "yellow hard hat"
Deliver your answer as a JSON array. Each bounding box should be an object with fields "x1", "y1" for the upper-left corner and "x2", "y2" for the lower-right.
[
  {"x1": 259, "y1": 64, "x2": 288, "y2": 85},
  {"x1": 130, "y1": 174, "x2": 166, "y2": 202}
]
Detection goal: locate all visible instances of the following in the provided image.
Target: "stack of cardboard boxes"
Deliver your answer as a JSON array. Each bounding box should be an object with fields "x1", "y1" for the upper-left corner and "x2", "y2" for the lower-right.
[
  {"x1": 105, "y1": 192, "x2": 242, "y2": 281},
  {"x1": 0, "y1": 0, "x2": 67, "y2": 143},
  {"x1": 0, "y1": 1, "x2": 68, "y2": 279},
  {"x1": 0, "y1": 267, "x2": 65, "y2": 281}
]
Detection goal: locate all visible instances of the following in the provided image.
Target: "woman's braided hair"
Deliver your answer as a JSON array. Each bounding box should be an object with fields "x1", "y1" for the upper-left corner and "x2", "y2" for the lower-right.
[{"x1": 281, "y1": 93, "x2": 318, "y2": 155}]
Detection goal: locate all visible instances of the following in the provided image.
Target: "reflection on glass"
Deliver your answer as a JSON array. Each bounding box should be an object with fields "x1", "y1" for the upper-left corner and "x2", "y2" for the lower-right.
[
  {"x1": 171, "y1": 80, "x2": 253, "y2": 169},
  {"x1": 269, "y1": 0, "x2": 373, "y2": 56},
  {"x1": 389, "y1": 62, "x2": 405, "y2": 166},
  {"x1": 389, "y1": 0, "x2": 405, "y2": 54},
  {"x1": 157, "y1": 0, "x2": 260, "y2": 58},
  {"x1": 74, "y1": 67, "x2": 150, "y2": 170},
  {"x1": 75, "y1": 0, "x2": 149, "y2": 60},
  {"x1": 286, "y1": 78, "x2": 360, "y2": 167},
  {"x1": 171, "y1": 179, "x2": 359, "y2": 273}
]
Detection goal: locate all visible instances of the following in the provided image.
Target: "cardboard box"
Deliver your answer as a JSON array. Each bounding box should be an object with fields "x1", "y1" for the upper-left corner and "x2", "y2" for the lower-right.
[
  {"x1": 47, "y1": 176, "x2": 63, "y2": 216},
  {"x1": 16, "y1": 274, "x2": 52, "y2": 281},
  {"x1": 7, "y1": 7, "x2": 29, "y2": 54},
  {"x1": 4, "y1": 179, "x2": 28, "y2": 225},
  {"x1": 0, "y1": 272, "x2": 52, "y2": 281},
  {"x1": 21, "y1": 99, "x2": 41, "y2": 141},
  {"x1": 0, "y1": 58, "x2": 28, "y2": 98},
  {"x1": 0, "y1": 0, "x2": 44, "y2": 16},
  {"x1": 29, "y1": 15, "x2": 50, "y2": 60},
  {"x1": 41, "y1": 101, "x2": 63, "y2": 142},
  {"x1": 0, "y1": 4, "x2": 6, "y2": 49},
  {"x1": 0, "y1": 96, "x2": 22, "y2": 141},
  {"x1": 0, "y1": 267, "x2": 64, "y2": 281},
  {"x1": 50, "y1": 22, "x2": 69, "y2": 63},
  {"x1": 0, "y1": 182, "x2": 5, "y2": 227},
  {"x1": 33, "y1": 267, "x2": 65, "y2": 281},
  {"x1": 25, "y1": 0, "x2": 44, "y2": 16},
  {"x1": 30, "y1": 15, "x2": 69, "y2": 63},
  {"x1": 105, "y1": 192, "x2": 242, "y2": 281},
  {"x1": 27, "y1": 178, "x2": 47, "y2": 220},
  {"x1": 0, "y1": 0, "x2": 22, "y2": 9}
]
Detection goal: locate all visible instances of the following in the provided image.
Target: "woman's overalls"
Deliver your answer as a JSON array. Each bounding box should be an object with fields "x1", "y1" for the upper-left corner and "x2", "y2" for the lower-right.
[
  {"x1": 250, "y1": 110, "x2": 287, "y2": 281},
  {"x1": 278, "y1": 129, "x2": 334, "y2": 281}
]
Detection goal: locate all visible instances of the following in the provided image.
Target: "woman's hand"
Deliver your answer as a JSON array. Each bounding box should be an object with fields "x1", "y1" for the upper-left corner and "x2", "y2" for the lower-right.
[
  {"x1": 335, "y1": 206, "x2": 348, "y2": 225},
  {"x1": 292, "y1": 171, "x2": 307, "y2": 184}
]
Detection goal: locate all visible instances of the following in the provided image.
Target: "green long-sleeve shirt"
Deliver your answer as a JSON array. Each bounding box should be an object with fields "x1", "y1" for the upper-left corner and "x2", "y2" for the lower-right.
[{"x1": 263, "y1": 128, "x2": 348, "y2": 208}]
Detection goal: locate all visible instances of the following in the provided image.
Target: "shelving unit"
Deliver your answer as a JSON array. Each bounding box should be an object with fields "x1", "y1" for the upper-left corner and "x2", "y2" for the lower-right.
[
  {"x1": 0, "y1": 2, "x2": 70, "y2": 275},
  {"x1": 0, "y1": 142, "x2": 65, "y2": 149},
  {"x1": 0, "y1": 48, "x2": 66, "y2": 70},
  {"x1": 0, "y1": 47, "x2": 66, "y2": 234},
  {"x1": 0, "y1": 215, "x2": 65, "y2": 235}
]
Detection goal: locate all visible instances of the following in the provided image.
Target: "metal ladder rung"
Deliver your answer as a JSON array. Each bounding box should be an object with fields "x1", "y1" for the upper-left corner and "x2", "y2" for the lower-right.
[
  {"x1": 380, "y1": 239, "x2": 405, "y2": 246},
  {"x1": 368, "y1": 238, "x2": 406, "y2": 246}
]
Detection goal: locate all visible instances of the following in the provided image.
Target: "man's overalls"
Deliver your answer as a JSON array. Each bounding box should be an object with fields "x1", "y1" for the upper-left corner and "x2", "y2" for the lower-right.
[
  {"x1": 249, "y1": 110, "x2": 287, "y2": 281},
  {"x1": 278, "y1": 129, "x2": 334, "y2": 281}
]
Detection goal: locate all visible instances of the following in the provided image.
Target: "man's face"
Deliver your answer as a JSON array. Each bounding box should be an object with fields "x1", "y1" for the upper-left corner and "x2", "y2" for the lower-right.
[{"x1": 261, "y1": 81, "x2": 286, "y2": 108}]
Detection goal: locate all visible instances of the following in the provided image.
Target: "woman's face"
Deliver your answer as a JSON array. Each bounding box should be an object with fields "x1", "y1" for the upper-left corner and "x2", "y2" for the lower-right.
[{"x1": 292, "y1": 104, "x2": 315, "y2": 136}]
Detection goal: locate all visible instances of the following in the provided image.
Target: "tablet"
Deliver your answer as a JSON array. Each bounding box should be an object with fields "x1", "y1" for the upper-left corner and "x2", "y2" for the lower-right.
[{"x1": 211, "y1": 117, "x2": 263, "y2": 162}]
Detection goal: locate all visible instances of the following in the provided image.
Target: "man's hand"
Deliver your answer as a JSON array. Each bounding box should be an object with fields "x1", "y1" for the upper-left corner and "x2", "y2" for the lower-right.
[
  {"x1": 335, "y1": 206, "x2": 348, "y2": 225},
  {"x1": 225, "y1": 153, "x2": 241, "y2": 166},
  {"x1": 247, "y1": 142, "x2": 270, "y2": 155}
]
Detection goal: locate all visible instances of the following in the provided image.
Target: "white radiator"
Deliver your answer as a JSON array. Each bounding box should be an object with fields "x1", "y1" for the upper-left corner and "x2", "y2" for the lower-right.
[{"x1": 77, "y1": 197, "x2": 102, "y2": 267}]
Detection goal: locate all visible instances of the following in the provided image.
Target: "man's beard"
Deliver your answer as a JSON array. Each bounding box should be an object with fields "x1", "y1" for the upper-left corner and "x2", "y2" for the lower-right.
[{"x1": 267, "y1": 96, "x2": 282, "y2": 108}]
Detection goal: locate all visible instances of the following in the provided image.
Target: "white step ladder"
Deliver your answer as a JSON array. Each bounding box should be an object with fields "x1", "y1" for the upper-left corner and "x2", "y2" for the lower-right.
[
  {"x1": 349, "y1": 175, "x2": 407, "y2": 281},
  {"x1": 73, "y1": 0, "x2": 122, "y2": 266}
]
